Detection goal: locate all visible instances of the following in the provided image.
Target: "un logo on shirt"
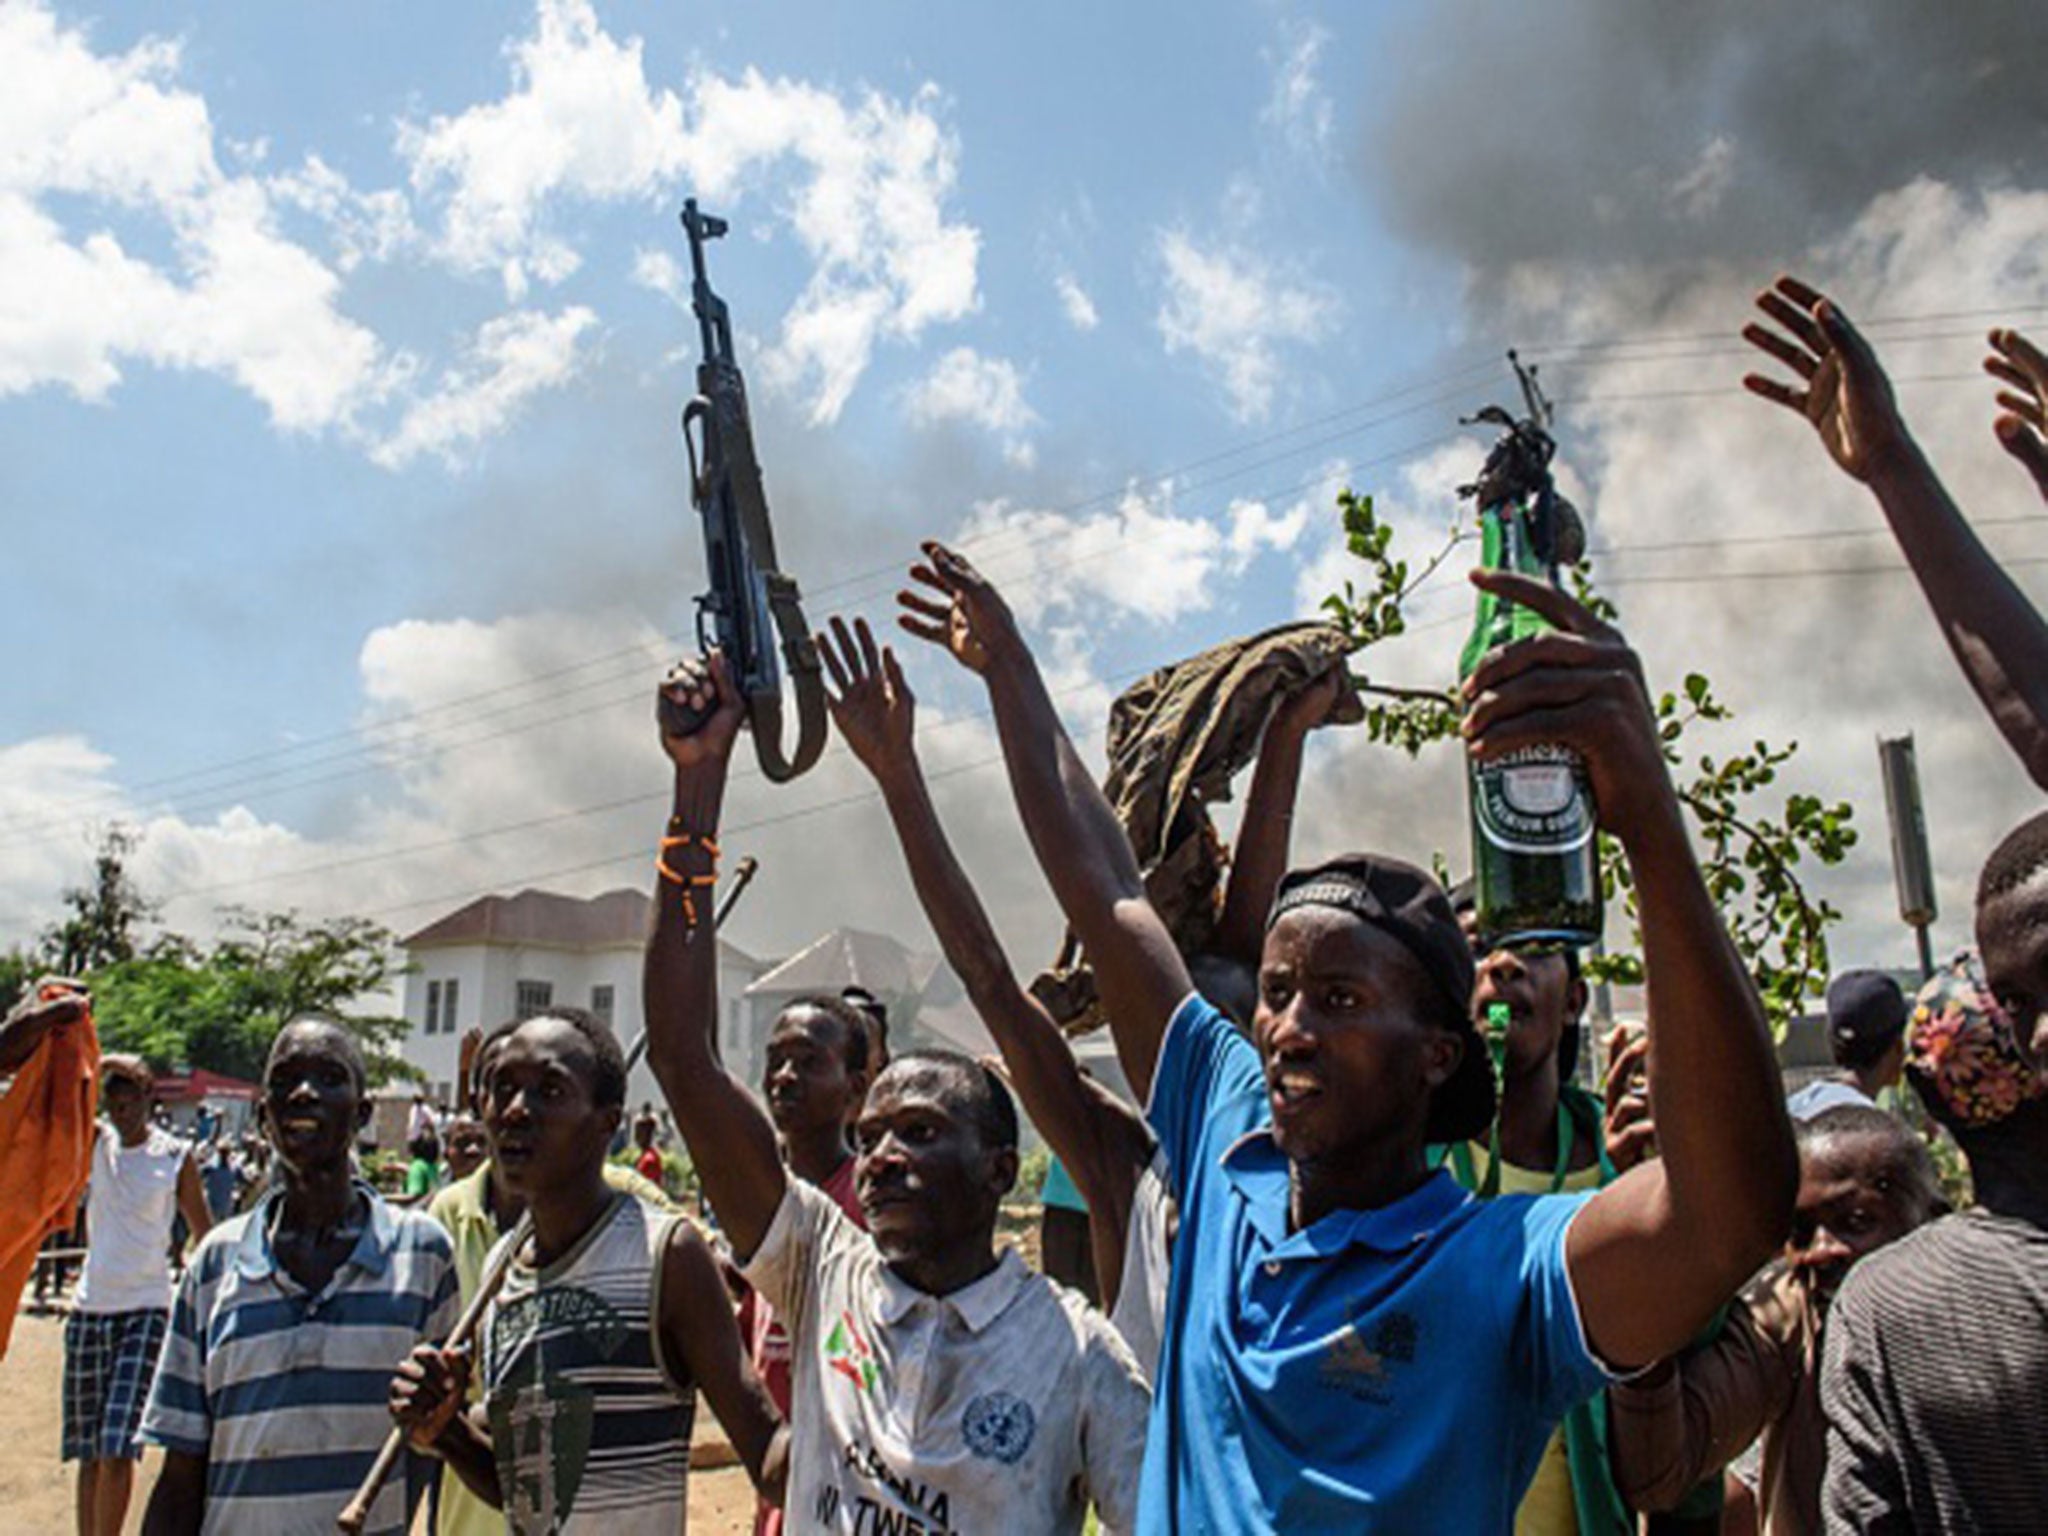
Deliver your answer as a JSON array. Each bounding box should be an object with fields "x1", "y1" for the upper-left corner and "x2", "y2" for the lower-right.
[{"x1": 961, "y1": 1391, "x2": 1036, "y2": 1464}]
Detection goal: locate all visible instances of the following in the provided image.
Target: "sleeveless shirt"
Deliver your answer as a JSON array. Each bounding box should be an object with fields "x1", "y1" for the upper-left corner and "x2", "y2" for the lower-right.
[
  {"x1": 481, "y1": 1192, "x2": 696, "y2": 1536},
  {"x1": 76, "y1": 1125, "x2": 187, "y2": 1314}
]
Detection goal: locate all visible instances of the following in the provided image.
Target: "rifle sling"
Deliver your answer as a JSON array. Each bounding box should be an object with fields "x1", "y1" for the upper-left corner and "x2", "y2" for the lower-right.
[{"x1": 735, "y1": 498, "x2": 827, "y2": 784}]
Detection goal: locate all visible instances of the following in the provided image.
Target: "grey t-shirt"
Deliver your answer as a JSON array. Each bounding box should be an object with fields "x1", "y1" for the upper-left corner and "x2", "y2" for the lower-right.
[{"x1": 1821, "y1": 1209, "x2": 2048, "y2": 1533}]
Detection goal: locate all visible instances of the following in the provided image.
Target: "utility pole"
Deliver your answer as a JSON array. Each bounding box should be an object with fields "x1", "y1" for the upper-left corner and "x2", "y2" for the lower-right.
[{"x1": 1877, "y1": 735, "x2": 1937, "y2": 980}]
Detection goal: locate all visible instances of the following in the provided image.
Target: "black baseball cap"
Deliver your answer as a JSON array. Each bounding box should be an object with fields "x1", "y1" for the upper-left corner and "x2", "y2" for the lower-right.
[
  {"x1": 1826, "y1": 970, "x2": 1908, "y2": 1067},
  {"x1": 1269, "y1": 854, "x2": 1494, "y2": 1143}
]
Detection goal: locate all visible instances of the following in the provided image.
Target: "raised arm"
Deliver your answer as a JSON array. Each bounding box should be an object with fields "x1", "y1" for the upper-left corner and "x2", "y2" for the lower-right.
[
  {"x1": 818, "y1": 616, "x2": 1153, "y2": 1282},
  {"x1": 1745, "y1": 275, "x2": 2048, "y2": 789},
  {"x1": 1211, "y1": 670, "x2": 1344, "y2": 966},
  {"x1": 0, "y1": 977, "x2": 87, "y2": 1074},
  {"x1": 641, "y1": 653, "x2": 787, "y2": 1259},
  {"x1": 1462, "y1": 569, "x2": 1796, "y2": 1369},
  {"x1": 897, "y1": 543, "x2": 1191, "y2": 1103}
]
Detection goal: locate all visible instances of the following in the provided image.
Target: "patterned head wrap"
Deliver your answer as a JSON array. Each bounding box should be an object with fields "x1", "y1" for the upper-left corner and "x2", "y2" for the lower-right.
[{"x1": 1906, "y1": 951, "x2": 2048, "y2": 1131}]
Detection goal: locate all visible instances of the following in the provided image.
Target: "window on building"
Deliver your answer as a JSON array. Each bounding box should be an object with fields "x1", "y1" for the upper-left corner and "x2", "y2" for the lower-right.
[
  {"x1": 515, "y1": 980, "x2": 553, "y2": 1021},
  {"x1": 590, "y1": 984, "x2": 614, "y2": 1026},
  {"x1": 444, "y1": 978, "x2": 460, "y2": 1035},
  {"x1": 425, "y1": 980, "x2": 442, "y2": 1035}
]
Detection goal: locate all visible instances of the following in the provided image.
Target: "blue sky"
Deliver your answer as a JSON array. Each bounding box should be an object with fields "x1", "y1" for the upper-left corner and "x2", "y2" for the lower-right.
[{"x1": 3, "y1": 0, "x2": 2044, "y2": 984}]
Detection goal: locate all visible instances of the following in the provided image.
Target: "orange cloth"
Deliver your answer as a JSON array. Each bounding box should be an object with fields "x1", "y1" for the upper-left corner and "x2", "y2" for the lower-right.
[{"x1": 0, "y1": 1005, "x2": 100, "y2": 1358}]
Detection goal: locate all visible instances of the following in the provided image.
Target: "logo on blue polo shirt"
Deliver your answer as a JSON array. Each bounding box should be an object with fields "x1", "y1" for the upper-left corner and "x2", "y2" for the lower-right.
[
  {"x1": 1319, "y1": 1309, "x2": 1420, "y2": 1406},
  {"x1": 961, "y1": 1391, "x2": 1036, "y2": 1464}
]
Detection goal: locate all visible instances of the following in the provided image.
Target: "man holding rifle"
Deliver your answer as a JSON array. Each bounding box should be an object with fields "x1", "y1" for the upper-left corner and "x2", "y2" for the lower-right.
[
  {"x1": 898, "y1": 539, "x2": 1796, "y2": 1532},
  {"x1": 644, "y1": 653, "x2": 1149, "y2": 1534}
]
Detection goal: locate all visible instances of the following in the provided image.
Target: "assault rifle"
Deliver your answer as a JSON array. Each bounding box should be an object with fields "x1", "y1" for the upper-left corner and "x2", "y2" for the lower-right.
[{"x1": 661, "y1": 199, "x2": 827, "y2": 781}]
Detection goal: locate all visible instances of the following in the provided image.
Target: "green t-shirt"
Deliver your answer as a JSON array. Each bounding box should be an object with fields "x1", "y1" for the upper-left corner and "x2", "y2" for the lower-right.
[{"x1": 405, "y1": 1157, "x2": 436, "y2": 1198}]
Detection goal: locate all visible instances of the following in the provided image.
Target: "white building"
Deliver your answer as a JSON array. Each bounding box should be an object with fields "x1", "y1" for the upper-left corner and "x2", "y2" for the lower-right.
[{"x1": 398, "y1": 887, "x2": 768, "y2": 1113}]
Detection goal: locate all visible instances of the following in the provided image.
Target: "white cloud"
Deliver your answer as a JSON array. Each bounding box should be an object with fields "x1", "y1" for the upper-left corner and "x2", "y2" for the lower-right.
[
  {"x1": 1224, "y1": 495, "x2": 1311, "y2": 572},
  {"x1": 398, "y1": 0, "x2": 980, "y2": 423},
  {"x1": 0, "y1": 2, "x2": 397, "y2": 432},
  {"x1": 372, "y1": 306, "x2": 598, "y2": 470},
  {"x1": 630, "y1": 246, "x2": 686, "y2": 305},
  {"x1": 0, "y1": 594, "x2": 1092, "y2": 979},
  {"x1": 903, "y1": 346, "x2": 1039, "y2": 464},
  {"x1": 956, "y1": 482, "x2": 1227, "y2": 628},
  {"x1": 1055, "y1": 271, "x2": 1099, "y2": 332},
  {"x1": 1154, "y1": 227, "x2": 1338, "y2": 421},
  {"x1": 1263, "y1": 19, "x2": 1334, "y2": 158}
]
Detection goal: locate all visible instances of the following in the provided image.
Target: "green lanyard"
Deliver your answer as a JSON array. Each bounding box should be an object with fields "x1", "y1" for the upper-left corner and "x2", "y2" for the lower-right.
[
  {"x1": 1452, "y1": 1098, "x2": 1576, "y2": 1199},
  {"x1": 1452, "y1": 1003, "x2": 1580, "y2": 1199}
]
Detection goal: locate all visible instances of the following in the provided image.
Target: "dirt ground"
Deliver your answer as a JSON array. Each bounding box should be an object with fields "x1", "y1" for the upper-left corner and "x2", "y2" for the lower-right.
[
  {"x1": 0, "y1": 1307, "x2": 760, "y2": 1535},
  {"x1": 0, "y1": 1207, "x2": 1049, "y2": 1534}
]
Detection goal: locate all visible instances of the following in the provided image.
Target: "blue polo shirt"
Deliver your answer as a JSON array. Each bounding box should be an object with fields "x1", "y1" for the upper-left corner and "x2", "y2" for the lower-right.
[
  {"x1": 1141, "y1": 994, "x2": 1614, "y2": 1533},
  {"x1": 141, "y1": 1181, "x2": 459, "y2": 1536}
]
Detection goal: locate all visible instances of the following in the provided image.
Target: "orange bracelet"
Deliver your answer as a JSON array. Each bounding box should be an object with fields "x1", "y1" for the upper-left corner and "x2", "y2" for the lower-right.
[{"x1": 658, "y1": 834, "x2": 720, "y2": 925}]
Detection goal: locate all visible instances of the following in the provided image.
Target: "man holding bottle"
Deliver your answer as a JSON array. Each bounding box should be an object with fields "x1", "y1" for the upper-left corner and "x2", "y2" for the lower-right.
[{"x1": 901, "y1": 535, "x2": 1798, "y2": 1532}]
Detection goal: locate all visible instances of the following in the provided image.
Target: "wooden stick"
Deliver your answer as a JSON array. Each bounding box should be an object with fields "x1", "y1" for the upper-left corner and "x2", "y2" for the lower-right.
[{"x1": 337, "y1": 854, "x2": 758, "y2": 1533}]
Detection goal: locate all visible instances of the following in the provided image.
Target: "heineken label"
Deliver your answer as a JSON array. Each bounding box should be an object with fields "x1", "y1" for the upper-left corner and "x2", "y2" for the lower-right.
[{"x1": 1474, "y1": 744, "x2": 1596, "y2": 854}]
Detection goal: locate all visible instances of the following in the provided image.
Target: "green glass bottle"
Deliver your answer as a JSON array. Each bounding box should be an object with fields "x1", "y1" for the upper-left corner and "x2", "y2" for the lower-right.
[{"x1": 1459, "y1": 493, "x2": 1603, "y2": 949}]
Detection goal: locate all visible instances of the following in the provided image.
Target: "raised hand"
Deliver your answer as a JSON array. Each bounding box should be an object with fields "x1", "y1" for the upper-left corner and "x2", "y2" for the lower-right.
[
  {"x1": 658, "y1": 650, "x2": 745, "y2": 773},
  {"x1": 896, "y1": 541, "x2": 1021, "y2": 675},
  {"x1": 818, "y1": 615, "x2": 917, "y2": 783},
  {"x1": 1270, "y1": 664, "x2": 1349, "y2": 741},
  {"x1": 1742, "y1": 274, "x2": 1912, "y2": 483},
  {"x1": 0, "y1": 976, "x2": 90, "y2": 1072},
  {"x1": 1459, "y1": 569, "x2": 1673, "y2": 849},
  {"x1": 1986, "y1": 327, "x2": 2048, "y2": 501},
  {"x1": 1602, "y1": 1024, "x2": 1655, "y2": 1173}
]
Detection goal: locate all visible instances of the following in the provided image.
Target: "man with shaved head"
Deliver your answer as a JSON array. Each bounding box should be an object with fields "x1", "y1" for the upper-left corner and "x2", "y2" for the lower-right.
[
  {"x1": 644, "y1": 654, "x2": 1149, "y2": 1535},
  {"x1": 139, "y1": 1018, "x2": 458, "y2": 1536}
]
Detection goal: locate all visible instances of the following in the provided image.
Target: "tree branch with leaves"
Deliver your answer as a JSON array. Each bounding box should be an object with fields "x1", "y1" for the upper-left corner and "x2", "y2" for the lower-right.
[{"x1": 1319, "y1": 491, "x2": 1856, "y2": 1037}]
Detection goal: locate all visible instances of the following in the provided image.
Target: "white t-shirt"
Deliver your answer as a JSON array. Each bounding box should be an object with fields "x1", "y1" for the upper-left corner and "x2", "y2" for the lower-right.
[
  {"x1": 742, "y1": 1180, "x2": 1151, "y2": 1535},
  {"x1": 76, "y1": 1124, "x2": 188, "y2": 1314},
  {"x1": 1106, "y1": 1151, "x2": 1171, "y2": 1387}
]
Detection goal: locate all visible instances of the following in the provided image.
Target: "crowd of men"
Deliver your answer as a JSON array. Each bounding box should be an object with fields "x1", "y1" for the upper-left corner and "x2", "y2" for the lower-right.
[{"x1": 2, "y1": 279, "x2": 2047, "y2": 1534}]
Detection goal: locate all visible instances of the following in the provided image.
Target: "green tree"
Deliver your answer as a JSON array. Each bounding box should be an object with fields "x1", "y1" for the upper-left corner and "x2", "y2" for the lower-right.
[
  {"x1": 89, "y1": 910, "x2": 416, "y2": 1085},
  {"x1": 1321, "y1": 489, "x2": 1857, "y2": 1036},
  {"x1": 45, "y1": 824, "x2": 154, "y2": 975},
  {"x1": 0, "y1": 948, "x2": 35, "y2": 1014}
]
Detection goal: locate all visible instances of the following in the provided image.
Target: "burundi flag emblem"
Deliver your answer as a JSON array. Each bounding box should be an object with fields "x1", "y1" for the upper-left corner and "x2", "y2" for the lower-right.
[{"x1": 824, "y1": 1309, "x2": 878, "y2": 1395}]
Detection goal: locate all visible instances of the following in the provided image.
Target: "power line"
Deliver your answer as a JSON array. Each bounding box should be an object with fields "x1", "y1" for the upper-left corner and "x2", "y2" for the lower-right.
[{"x1": 11, "y1": 309, "x2": 2034, "y2": 848}]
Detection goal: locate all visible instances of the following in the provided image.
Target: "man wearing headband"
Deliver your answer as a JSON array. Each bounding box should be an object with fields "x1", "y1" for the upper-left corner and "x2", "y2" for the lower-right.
[
  {"x1": 900, "y1": 542, "x2": 1796, "y2": 1533},
  {"x1": 1819, "y1": 808, "x2": 2048, "y2": 1534}
]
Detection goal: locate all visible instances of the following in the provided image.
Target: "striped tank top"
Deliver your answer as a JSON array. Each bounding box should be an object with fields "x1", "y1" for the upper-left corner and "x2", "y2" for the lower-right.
[{"x1": 482, "y1": 1192, "x2": 696, "y2": 1536}]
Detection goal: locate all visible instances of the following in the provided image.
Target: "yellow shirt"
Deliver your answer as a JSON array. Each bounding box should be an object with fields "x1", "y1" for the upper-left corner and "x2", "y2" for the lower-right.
[{"x1": 1460, "y1": 1142, "x2": 1606, "y2": 1536}]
